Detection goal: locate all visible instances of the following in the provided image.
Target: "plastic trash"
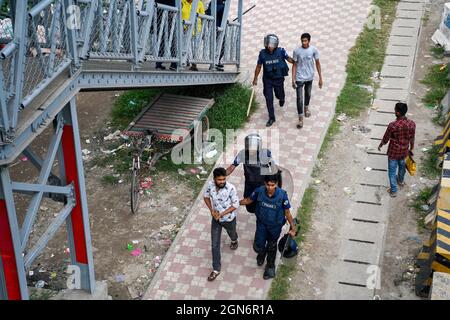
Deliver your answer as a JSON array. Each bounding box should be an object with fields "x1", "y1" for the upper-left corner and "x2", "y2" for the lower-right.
[
  {"x1": 127, "y1": 243, "x2": 134, "y2": 251},
  {"x1": 35, "y1": 280, "x2": 46, "y2": 288},
  {"x1": 115, "y1": 274, "x2": 126, "y2": 283},
  {"x1": 131, "y1": 249, "x2": 142, "y2": 257}
]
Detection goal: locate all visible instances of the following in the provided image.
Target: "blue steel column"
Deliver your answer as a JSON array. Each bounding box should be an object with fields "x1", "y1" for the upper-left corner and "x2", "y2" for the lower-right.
[
  {"x1": 210, "y1": 0, "x2": 216, "y2": 69},
  {"x1": 128, "y1": 0, "x2": 139, "y2": 67},
  {"x1": 0, "y1": 255, "x2": 6, "y2": 299},
  {"x1": 236, "y1": 0, "x2": 243, "y2": 70},
  {"x1": 63, "y1": 0, "x2": 81, "y2": 70},
  {"x1": 9, "y1": 1, "x2": 27, "y2": 131},
  {"x1": 176, "y1": 0, "x2": 184, "y2": 69},
  {"x1": 58, "y1": 98, "x2": 95, "y2": 293},
  {"x1": 0, "y1": 166, "x2": 28, "y2": 300}
]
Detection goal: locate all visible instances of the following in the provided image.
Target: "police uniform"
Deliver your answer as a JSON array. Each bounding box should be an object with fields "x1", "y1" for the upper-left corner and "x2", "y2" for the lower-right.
[
  {"x1": 257, "y1": 47, "x2": 290, "y2": 121},
  {"x1": 232, "y1": 148, "x2": 276, "y2": 213},
  {"x1": 250, "y1": 186, "x2": 291, "y2": 277}
]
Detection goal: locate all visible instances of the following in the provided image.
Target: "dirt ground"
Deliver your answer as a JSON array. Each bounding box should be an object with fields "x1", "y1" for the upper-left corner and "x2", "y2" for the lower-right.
[
  {"x1": 11, "y1": 90, "x2": 202, "y2": 300},
  {"x1": 288, "y1": 0, "x2": 445, "y2": 300}
]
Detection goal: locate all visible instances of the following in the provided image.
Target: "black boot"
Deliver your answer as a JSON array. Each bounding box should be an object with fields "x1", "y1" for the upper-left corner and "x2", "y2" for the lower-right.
[
  {"x1": 257, "y1": 253, "x2": 266, "y2": 266},
  {"x1": 263, "y1": 240, "x2": 277, "y2": 279}
]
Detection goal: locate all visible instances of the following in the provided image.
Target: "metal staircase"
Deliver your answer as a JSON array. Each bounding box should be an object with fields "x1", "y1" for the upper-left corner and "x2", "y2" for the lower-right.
[{"x1": 0, "y1": 0, "x2": 242, "y2": 299}]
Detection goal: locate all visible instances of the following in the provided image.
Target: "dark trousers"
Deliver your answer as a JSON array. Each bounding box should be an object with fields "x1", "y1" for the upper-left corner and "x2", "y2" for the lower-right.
[
  {"x1": 263, "y1": 77, "x2": 285, "y2": 120},
  {"x1": 254, "y1": 220, "x2": 283, "y2": 268},
  {"x1": 295, "y1": 80, "x2": 313, "y2": 116},
  {"x1": 211, "y1": 218, "x2": 238, "y2": 271}
]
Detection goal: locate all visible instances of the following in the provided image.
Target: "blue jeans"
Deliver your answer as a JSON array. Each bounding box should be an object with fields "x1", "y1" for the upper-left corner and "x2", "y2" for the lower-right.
[{"x1": 388, "y1": 158, "x2": 406, "y2": 193}]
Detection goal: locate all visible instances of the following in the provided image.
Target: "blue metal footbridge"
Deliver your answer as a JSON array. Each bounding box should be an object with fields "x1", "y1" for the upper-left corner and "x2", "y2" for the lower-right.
[{"x1": 0, "y1": 0, "x2": 243, "y2": 299}]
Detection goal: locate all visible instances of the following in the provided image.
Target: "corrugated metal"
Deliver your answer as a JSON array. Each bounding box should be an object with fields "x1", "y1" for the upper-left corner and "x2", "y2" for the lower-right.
[{"x1": 127, "y1": 94, "x2": 214, "y2": 139}]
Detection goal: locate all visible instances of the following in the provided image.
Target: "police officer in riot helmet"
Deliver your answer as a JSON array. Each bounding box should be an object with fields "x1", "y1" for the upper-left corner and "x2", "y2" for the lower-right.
[
  {"x1": 240, "y1": 174, "x2": 297, "y2": 279},
  {"x1": 253, "y1": 34, "x2": 294, "y2": 127},
  {"x1": 226, "y1": 133, "x2": 280, "y2": 214}
]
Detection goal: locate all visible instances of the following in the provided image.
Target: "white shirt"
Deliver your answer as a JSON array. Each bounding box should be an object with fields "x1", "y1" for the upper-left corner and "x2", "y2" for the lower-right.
[{"x1": 204, "y1": 181, "x2": 239, "y2": 222}]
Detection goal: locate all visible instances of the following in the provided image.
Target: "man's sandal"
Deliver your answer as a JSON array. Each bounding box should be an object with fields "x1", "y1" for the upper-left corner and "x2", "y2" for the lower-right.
[
  {"x1": 230, "y1": 240, "x2": 238, "y2": 250},
  {"x1": 305, "y1": 107, "x2": 311, "y2": 118},
  {"x1": 297, "y1": 118, "x2": 304, "y2": 129},
  {"x1": 207, "y1": 270, "x2": 220, "y2": 281}
]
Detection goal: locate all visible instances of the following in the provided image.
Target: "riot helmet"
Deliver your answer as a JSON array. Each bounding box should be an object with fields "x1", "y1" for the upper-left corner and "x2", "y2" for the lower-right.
[
  {"x1": 244, "y1": 133, "x2": 262, "y2": 165},
  {"x1": 264, "y1": 34, "x2": 279, "y2": 49}
]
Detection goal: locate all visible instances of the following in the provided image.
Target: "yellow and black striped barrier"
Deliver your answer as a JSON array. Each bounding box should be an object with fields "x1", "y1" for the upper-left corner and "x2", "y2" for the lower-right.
[
  {"x1": 415, "y1": 152, "x2": 450, "y2": 298},
  {"x1": 435, "y1": 113, "x2": 450, "y2": 164}
]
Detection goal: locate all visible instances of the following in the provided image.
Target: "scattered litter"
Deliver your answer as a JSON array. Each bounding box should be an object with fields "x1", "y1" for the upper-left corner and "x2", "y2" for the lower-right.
[
  {"x1": 160, "y1": 224, "x2": 176, "y2": 232},
  {"x1": 337, "y1": 113, "x2": 348, "y2": 122},
  {"x1": 82, "y1": 149, "x2": 91, "y2": 156},
  {"x1": 115, "y1": 274, "x2": 126, "y2": 283},
  {"x1": 154, "y1": 256, "x2": 162, "y2": 264},
  {"x1": 371, "y1": 106, "x2": 379, "y2": 110},
  {"x1": 424, "y1": 55, "x2": 431, "y2": 58},
  {"x1": 100, "y1": 143, "x2": 126, "y2": 155},
  {"x1": 365, "y1": 167, "x2": 372, "y2": 172},
  {"x1": 196, "y1": 175, "x2": 201, "y2": 180},
  {"x1": 411, "y1": 184, "x2": 417, "y2": 188},
  {"x1": 50, "y1": 272, "x2": 57, "y2": 279},
  {"x1": 140, "y1": 177, "x2": 154, "y2": 189},
  {"x1": 127, "y1": 243, "x2": 134, "y2": 251},
  {"x1": 50, "y1": 254, "x2": 54, "y2": 258},
  {"x1": 104, "y1": 130, "x2": 122, "y2": 141},
  {"x1": 132, "y1": 240, "x2": 139, "y2": 245},
  {"x1": 85, "y1": 139, "x2": 91, "y2": 144},
  {"x1": 35, "y1": 280, "x2": 46, "y2": 288},
  {"x1": 29, "y1": 271, "x2": 34, "y2": 276},
  {"x1": 205, "y1": 149, "x2": 218, "y2": 159},
  {"x1": 200, "y1": 170, "x2": 208, "y2": 175},
  {"x1": 178, "y1": 169, "x2": 186, "y2": 176},
  {"x1": 343, "y1": 187, "x2": 353, "y2": 196},
  {"x1": 406, "y1": 192, "x2": 415, "y2": 198},
  {"x1": 131, "y1": 248, "x2": 142, "y2": 257},
  {"x1": 440, "y1": 64, "x2": 447, "y2": 71},
  {"x1": 20, "y1": 156, "x2": 28, "y2": 162},
  {"x1": 314, "y1": 180, "x2": 321, "y2": 184},
  {"x1": 189, "y1": 168, "x2": 200, "y2": 175},
  {"x1": 421, "y1": 148, "x2": 429, "y2": 152},
  {"x1": 421, "y1": 205, "x2": 430, "y2": 212},
  {"x1": 64, "y1": 248, "x2": 70, "y2": 254},
  {"x1": 114, "y1": 94, "x2": 121, "y2": 97},
  {"x1": 40, "y1": 206, "x2": 48, "y2": 211}
]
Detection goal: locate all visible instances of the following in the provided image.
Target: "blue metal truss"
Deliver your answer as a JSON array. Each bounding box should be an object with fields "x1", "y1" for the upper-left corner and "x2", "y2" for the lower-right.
[{"x1": 0, "y1": 0, "x2": 243, "y2": 300}]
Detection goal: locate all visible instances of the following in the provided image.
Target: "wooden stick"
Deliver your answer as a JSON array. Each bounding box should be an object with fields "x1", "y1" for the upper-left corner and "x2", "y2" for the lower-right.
[{"x1": 247, "y1": 86, "x2": 255, "y2": 117}]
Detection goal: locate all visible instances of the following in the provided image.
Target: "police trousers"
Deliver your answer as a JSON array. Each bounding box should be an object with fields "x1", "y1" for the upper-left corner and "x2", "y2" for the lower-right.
[
  {"x1": 254, "y1": 220, "x2": 283, "y2": 268},
  {"x1": 263, "y1": 77, "x2": 285, "y2": 120}
]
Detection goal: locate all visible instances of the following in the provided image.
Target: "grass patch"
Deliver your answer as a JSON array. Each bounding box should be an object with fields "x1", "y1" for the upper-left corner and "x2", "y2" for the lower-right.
[
  {"x1": 421, "y1": 63, "x2": 450, "y2": 106},
  {"x1": 431, "y1": 45, "x2": 445, "y2": 59},
  {"x1": 420, "y1": 144, "x2": 442, "y2": 179},
  {"x1": 411, "y1": 187, "x2": 434, "y2": 232},
  {"x1": 101, "y1": 175, "x2": 120, "y2": 186}
]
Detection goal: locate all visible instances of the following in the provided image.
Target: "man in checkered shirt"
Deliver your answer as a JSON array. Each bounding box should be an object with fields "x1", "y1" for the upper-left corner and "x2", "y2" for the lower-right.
[
  {"x1": 203, "y1": 167, "x2": 239, "y2": 281},
  {"x1": 378, "y1": 102, "x2": 416, "y2": 197}
]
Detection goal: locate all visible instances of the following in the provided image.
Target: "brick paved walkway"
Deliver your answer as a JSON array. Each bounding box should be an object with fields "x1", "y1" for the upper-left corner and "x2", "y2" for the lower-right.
[{"x1": 144, "y1": 0, "x2": 372, "y2": 300}]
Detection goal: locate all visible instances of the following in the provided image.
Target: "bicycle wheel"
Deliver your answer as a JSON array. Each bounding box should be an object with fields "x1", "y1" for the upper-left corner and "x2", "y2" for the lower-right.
[{"x1": 130, "y1": 167, "x2": 141, "y2": 214}]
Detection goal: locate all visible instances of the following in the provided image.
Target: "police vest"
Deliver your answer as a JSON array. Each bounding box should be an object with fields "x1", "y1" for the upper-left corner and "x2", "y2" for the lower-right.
[
  {"x1": 243, "y1": 149, "x2": 273, "y2": 185},
  {"x1": 255, "y1": 187, "x2": 287, "y2": 226},
  {"x1": 260, "y1": 48, "x2": 289, "y2": 79}
]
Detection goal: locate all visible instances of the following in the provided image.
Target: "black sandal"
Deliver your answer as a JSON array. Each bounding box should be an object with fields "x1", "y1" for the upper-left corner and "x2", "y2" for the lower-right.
[{"x1": 207, "y1": 270, "x2": 220, "y2": 281}]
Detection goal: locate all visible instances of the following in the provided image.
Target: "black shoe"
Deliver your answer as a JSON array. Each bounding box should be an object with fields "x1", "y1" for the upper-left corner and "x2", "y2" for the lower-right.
[
  {"x1": 263, "y1": 267, "x2": 276, "y2": 280},
  {"x1": 169, "y1": 63, "x2": 177, "y2": 71},
  {"x1": 215, "y1": 65, "x2": 224, "y2": 71},
  {"x1": 217, "y1": 63, "x2": 224, "y2": 68},
  {"x1": 266, "y1": 118, "x2": 275, "y2": 127},
  {"x1": 256, "y1": 253, "x2": 265, "y2": 266},
  {"x1": 155, "y1": 63, "x2": 166, "y2": 70},
  {"x1": 279, "y1": 100, "x2": 285, "y2": 107}
]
